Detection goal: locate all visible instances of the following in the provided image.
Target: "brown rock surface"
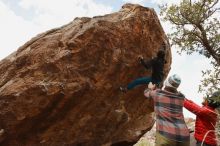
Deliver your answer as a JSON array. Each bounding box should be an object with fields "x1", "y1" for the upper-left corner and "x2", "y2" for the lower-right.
[{"x1": 0, "y1": 3, "x2": 171, "y2": 146}]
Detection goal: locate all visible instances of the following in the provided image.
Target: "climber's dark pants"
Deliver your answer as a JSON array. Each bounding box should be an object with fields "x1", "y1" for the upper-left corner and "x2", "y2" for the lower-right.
[{"x1": 126, "y1": 77, "x2": 160, "y2": 90}]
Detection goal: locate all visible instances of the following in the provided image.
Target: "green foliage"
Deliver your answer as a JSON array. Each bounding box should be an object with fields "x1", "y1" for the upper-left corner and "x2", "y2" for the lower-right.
[
  {"x1": 160, "y1": 0, "x2": 220, "y2": 96},
  {"x1": 199, "y1": 67, "x2": 220, "y2": 98}
]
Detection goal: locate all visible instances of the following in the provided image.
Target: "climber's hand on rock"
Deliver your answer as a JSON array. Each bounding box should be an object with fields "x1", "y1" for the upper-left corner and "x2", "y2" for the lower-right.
[{"x1": 138, "y1": 56, "x2": 144, "y2": 63}]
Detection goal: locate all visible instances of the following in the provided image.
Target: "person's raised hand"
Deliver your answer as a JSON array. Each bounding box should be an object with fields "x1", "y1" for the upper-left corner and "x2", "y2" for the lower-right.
[{"x1": 148, "y1": 82, "x2": 156, "y2": 90}]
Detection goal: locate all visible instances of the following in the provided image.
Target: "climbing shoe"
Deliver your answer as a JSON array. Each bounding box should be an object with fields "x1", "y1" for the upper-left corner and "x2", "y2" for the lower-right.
[{"x1": 120, "y1": 86, "x2": 127, "y2": 93}]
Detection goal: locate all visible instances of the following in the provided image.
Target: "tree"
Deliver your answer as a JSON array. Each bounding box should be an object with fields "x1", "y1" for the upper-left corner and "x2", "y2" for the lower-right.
[
  {"x1": 160, "y1": 0, "x2": 220, "y2": 142},
  {"x1": 160, "y1": 0, "x2": 220, "y2": 97}
]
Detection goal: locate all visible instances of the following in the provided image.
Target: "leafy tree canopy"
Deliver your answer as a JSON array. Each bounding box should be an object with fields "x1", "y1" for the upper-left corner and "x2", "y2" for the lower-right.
[{"x1": 160, "y1": 0, "x2": 220, "y2": 99}]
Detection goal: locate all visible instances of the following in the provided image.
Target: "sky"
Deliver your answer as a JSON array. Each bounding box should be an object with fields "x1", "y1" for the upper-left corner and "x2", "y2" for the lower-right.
[{"x1": 0, "y1": 0, "x2": 213, "y2": 118}]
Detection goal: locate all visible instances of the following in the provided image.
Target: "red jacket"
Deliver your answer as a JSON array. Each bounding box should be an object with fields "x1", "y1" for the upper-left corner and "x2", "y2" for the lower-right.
[{"x1": 184, "y1": 99, "x2": 217, "y2": 146}]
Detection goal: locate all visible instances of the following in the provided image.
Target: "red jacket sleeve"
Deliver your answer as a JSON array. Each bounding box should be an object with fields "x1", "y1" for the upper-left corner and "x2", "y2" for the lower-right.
[
  {"x1": 184, "y1": 98, "x2": 218, "y2": 118},
  {"x1": 184, "y1": 99, "x2": 202, "y2": 115},
  {"x1": 183, "y1": 99, "x2": 211, "y2": 117}
]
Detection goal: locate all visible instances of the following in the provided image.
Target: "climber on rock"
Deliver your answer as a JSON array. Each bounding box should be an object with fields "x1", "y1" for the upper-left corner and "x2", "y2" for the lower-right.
[
  {"x1": 184, "y1": 91, "x2": 220, "y2": 146},
  {"x1": 120, "y1": 42, "x2": 167, "y2": 93}
]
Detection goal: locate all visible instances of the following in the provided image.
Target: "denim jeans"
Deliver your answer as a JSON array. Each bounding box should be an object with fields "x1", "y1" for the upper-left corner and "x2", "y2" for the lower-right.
[{"x1": 127, "y1": 77, "x2": 159, "y2": 90}]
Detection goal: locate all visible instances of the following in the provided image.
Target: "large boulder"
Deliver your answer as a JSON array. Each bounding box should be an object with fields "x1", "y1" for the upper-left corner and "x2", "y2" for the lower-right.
[{"x1": 0, "y1": 3, "x2": 171, "y2": 146}]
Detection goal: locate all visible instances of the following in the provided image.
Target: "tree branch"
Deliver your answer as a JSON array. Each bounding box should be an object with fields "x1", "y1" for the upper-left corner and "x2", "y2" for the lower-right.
[{"x1": 197, "y1": 24, "x2": 220, "y2": 65}]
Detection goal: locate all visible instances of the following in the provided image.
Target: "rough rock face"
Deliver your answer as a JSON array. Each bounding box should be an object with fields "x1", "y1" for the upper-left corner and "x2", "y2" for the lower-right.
[{"x1": 0, "y1": 3, "x2": 171, "y2": 146}]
